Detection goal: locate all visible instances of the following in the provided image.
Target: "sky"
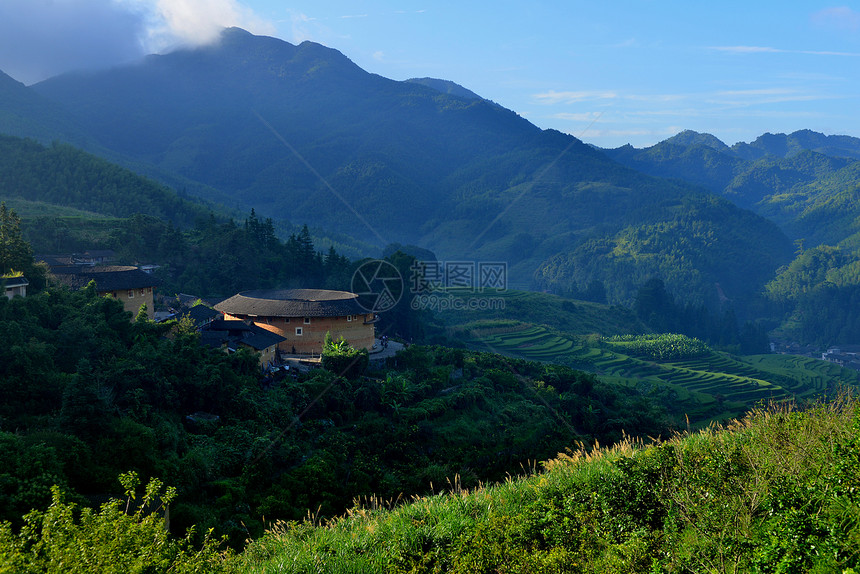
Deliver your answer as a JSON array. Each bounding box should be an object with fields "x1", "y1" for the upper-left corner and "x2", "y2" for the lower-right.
[{"x1": 0, "y1": 1, "x2": 859, "y2": 148}]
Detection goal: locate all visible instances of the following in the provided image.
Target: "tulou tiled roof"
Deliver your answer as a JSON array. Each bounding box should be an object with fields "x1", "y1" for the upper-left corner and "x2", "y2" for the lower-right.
[
  {"x1": 200, "y1": 319, "x2": 286, "y2": 352},
  {"x1": 215, "y1": 289, "x2": 367, "y2": 318},
  {"x1": 52, "y1": 265, "x2": 161, "y2": 292}
]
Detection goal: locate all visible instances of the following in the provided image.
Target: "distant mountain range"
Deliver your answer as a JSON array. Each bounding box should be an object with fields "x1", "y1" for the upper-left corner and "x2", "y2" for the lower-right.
[
  {"x1": 0, "y1": 27, "x2": 808, "y2": 310},
  {"x1": 604, "y1": 129, "x2": 860, "y2": 247}
]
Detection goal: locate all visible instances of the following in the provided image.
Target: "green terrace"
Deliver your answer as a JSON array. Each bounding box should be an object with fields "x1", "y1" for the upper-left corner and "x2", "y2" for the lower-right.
[{"x1": 452, "y1": 325, "x2": 860, "y2": 426}]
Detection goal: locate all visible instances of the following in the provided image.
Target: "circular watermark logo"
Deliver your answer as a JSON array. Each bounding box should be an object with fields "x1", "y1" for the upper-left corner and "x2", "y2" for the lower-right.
[{"x1": 351, "y1": 260, "x2": 404, "y2": 313}]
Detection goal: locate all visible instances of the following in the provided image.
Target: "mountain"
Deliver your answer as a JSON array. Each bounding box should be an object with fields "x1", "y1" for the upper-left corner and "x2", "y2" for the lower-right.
[
  {"x1": 605, "y1": 138, "x2": 743, "y2": 196},
  {"x1": 604, "y1": 129, "x2": 860, "y2": 342},
  {"x1": 12, "y1": 28, "x2": 791, "y2": 305},
  {"x1": 0, "y1": 133, "x2": 215, "y2": 226},
  {"x1": 0, "y1": 70, "x2": 91, "y2": 146},
  {"x1": 405, "y1": 77, "x2": 484, "y2": 100},
  {"x1": 664, "y1": 129, "x2": 732, "y2": 153},
  {"x1": 604, "y1": 130, "x2": 860, "y2": 245},
  {"x1": 732, "y1": 129, "x2": 860, "y2": 161}
]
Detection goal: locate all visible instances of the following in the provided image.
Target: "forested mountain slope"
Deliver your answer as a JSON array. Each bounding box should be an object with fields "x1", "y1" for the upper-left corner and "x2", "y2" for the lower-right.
[
  {"x1": 604, "y1": 129, "x2": 860, "y2": 247},
  {"x1": 19, "y1": 28, "x2": 791, "y2": 304},
  {"x1": 0, "y1": 134, "x2": 214, "y2": 226}
]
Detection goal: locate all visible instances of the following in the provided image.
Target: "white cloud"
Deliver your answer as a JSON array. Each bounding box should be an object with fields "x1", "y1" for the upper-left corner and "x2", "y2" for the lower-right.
[
  {"x1": 609, "y1": 38, "x2": 638, "y2": 48},
  {"x1": 710, "y1": 45, "x2": 782, "y2": 54},
  {"x1": 0, "y1": 0, "x2": 280, "y2": 82},
  {"x1": 533, "y1": 90, "x2": 618, "y2": 104},
  {"x1": 286, "y1": 11, "x2": 317, "y2": 44},
  {"x1": 0, "y1": 0, "x2": 146, "y2": 83},
  {"x1": 535, "y1": 90, "x2": 690, "y2": 106},
  {"x1": 552, "y1": 112, "x2": 604, "y2": 121},
  {"x1": 708, "y1": 88, "x2": 832, "y2": 106},
  {"x1": 811, "y1": 6, "x2": 860, "y2": 31},
  {"x1": 709, "y1": 44, "x2": 860, "y2": 57},
  {"x1": 119, "y1": 0, "x2": 276, "y2": 52},
  {"x1": 577, "y1": 126, "x2": 684, "y2": 140}
]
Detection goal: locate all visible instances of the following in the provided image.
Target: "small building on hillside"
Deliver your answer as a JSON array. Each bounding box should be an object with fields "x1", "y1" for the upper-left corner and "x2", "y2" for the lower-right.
[
  {"x1": 51, "y1": 265, "x2": 161, "y2": 319},
  {"x1": 2, "y1": 275, "x2": 28, "y2": 299},
  {"x1": 199, "y1": 319, "x2": 286, "y2": 368},
  {"x1": 215, "y1": 289, "x2": 376, "y2": 354},
  {"x1": 81, "y1": 250, "x2": 115, "y2": 265},
  {"x1": 170, "y1": 304, "x2": 222, "y2": 330}
]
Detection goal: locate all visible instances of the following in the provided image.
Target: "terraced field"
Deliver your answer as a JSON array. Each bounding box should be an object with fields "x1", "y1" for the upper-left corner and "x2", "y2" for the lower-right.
[
  {"x1": 436, "y1": 289, "x2": 645, "y2": 336},
  {"x1": 741, "y1": 354, "x2": 857, "y2": 399},
  {"x1": 453, "y1": 321, "x2": 860, "y2": 425},
  {"x1": 452, "y1": 320, "x2": 584, "y2": 361}
]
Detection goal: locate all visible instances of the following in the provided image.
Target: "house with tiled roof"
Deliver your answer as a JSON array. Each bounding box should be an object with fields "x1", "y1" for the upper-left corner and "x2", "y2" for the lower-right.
[
  {"x1": 170, "y1": 304, "x2": 222, "y2": 329},
  {"x1": 199, "y1": 319, "x2": 286, "y2": 368},
  {"x1": 215, "y1": 289, "x2": 376, "y2": 354},
  {"x1": 2, "y1": 275, "x2": 28, "y2": 299},
  {"x1": 51, "y1": 265, "x2": 161, "y2": 319}
]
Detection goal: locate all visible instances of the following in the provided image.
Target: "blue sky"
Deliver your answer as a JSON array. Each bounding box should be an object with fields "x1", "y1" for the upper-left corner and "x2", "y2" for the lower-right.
[{"x1": 1, "y1": 1, "x2": 858, "y2": 147}]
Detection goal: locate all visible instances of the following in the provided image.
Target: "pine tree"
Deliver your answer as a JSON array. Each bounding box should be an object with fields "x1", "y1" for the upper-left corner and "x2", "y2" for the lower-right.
[
  {"x1": 0, "y1": 202, "x2": 33, "y2": 275},
  {"x1": 298, "y1": 224, "x2": 315, "y2": 267}
]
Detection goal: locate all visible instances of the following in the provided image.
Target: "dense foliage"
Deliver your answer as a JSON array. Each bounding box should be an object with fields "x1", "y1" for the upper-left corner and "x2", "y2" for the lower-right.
[
  {"x1": 632, "y1": 278, "x2": 770, "y2": 354},
  {"x1": 605, "y1": 130, "x2": 860, "y2": 346},
  {"x1": 22, "y1": 210, "x2": 354, "y2": 299},
  {"x1": 534, "y1": 194, "x2": 792, "y2": 309},
  {"x1": 763, "y1": 244, "x2": 860, "y2": 344},
  {"x1": 320, "y1": 333, "x2": 369, "y2": 379},
  {"x1": 240, "y1": 397, "x2": 860, "y2": 573},
  {"x1": 0, "y1": 202, "x2": 46, "y2": 290},
  {"x1": 0, "y1": 284, "x2": 672, "y2": 550},
  {"x1": 0, "y1": 134, "x2": 214, "y2": 227},
  {"x1": 607, "y1": 333, "x2": 709, "y2": 361},
  {"x1": 0, "y1": 474, "x2": 231, "y2": 573}
]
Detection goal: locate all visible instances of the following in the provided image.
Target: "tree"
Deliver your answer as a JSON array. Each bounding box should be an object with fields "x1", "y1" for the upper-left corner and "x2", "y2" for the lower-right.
[
  {"x1": 0, "y1": 202, "x2": 33, "y2": 275},
  {"x1": 634, "y1": 278, "x2": 679, "y2": 333},
  {"x1": 321, "y1": 332, "x2": 368, "y2": 379},
  {"x1": 0, "y1": 202, "x2": 47, "y2": 290}
]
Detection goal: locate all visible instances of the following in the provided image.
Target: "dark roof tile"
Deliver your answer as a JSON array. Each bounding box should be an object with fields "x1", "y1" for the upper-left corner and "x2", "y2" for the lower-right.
[
  {"x1": 52, "y1": 266, "x2": 161, "y2": 292},
  {"x1": 215, "y1": 289, "x2": 367, "y2": 318}
]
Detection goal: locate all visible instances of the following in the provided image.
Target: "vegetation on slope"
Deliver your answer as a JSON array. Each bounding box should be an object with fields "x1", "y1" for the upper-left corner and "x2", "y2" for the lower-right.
[
  {"x1": 534, "y1": 193, "x2": 792, "y2": 308},
  {"x1": 23, "y1": 29, "x2": 792, "y2": 306},
  {"x1": 0, "y1": 134, "x2": 214, "y2": 227},
  {"x1": 0, "y1": 281, "x2": 674, "y2": 548},
  {"x1": 604, "y1": 130, "x2": 860, "y2": 344},
  {"x1": 238, "y1": 396, "x2": 860, "y2": 573},
  {"x1": 444, "y1": 300, "x2": 859, "y2": 428}
]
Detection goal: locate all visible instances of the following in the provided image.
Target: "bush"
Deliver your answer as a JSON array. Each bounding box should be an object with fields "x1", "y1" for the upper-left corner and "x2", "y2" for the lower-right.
[
  {"x1": 0, "y1": 472, "x2": 233, "y2": 573},
  {"x1": 321, "y1": 332, "x2": 369, "y2": 379},
  {"x1": 608, "y1": 333, "x2": 710, "y2": 361}
]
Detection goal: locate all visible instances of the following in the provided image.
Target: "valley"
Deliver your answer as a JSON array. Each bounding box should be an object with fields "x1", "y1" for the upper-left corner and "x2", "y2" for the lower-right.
[{"x1": 2, "y1": 24, "x2": 860, "y2": 573}]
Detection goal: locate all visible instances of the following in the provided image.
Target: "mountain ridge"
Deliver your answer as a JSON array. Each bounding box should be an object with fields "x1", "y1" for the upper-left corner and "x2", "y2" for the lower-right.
[
  {"x1": 4, "y1": 28, "x2": 793, "y2": 306},
  {"x1": 603, "y1": 129, "x2": 860, "y2": 247}
]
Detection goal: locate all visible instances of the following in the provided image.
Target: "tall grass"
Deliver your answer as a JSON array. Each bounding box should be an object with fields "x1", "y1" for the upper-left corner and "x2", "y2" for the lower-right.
[{"x1": 238, "y1": 392, "x2": 860, "y2": 573}]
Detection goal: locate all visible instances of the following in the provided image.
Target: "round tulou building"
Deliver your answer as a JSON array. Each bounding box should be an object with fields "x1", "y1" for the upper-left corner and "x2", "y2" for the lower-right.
[{"x1": 214, "y1": 289, "x2": 376, "y2": 355}]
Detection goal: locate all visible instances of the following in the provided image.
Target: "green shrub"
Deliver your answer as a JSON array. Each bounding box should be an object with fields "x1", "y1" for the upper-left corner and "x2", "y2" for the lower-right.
[{"x1": 0, "y1": 472, "x2": 233, "y2": 573}]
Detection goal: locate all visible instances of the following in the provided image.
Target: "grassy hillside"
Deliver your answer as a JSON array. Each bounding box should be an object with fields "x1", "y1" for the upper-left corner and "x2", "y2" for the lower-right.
[
  {"x1": 237, "y1": 396, "x2": 860, "y2": 573},
  {"x1": 435, "y1": 289, "x2": 645, "y2": 336}
]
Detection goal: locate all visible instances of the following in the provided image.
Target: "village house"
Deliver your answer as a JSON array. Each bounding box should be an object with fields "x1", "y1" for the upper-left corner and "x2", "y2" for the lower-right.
[
  {"x1": 199, "y1": 319, "x2": 286, "y2": 369},
  {"x1": 50, "y1": 265, "x2": 161, "y2": 319},
  {"x1": 2, "y1": 275, "x2": 28, "y2": 299},
  {"x1": 215, "y1": 288, "x2": 376, "y2": 355}
]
